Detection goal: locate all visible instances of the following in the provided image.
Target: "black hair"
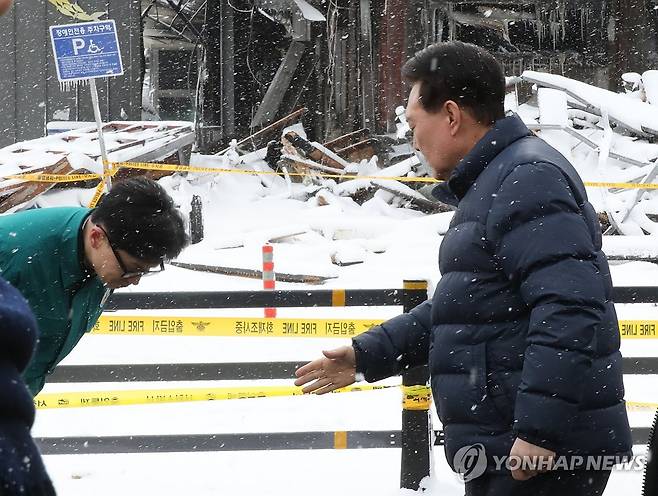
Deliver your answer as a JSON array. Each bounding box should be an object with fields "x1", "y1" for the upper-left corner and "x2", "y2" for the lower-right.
[
  {"x1": 401, "y1": 41, "x2": 505, "y2": 125},
  {"x1": 91, "y1": 177, "x2": 189, "y2": 262}
]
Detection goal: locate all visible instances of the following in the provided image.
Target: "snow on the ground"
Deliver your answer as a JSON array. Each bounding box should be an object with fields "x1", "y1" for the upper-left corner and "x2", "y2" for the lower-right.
[
  {"x1": 42, "y1": 445, "x2": 646, "y2": 495},
  {"x1": 44, "y1": 449, "x2": 468, "y2": 496}
]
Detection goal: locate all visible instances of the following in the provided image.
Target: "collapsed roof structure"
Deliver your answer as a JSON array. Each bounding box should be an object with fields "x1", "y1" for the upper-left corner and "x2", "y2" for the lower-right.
[
  {"x1": 1, "y1": 1, "x2": 656, "y2": 149},
  {"x1": 140, "y1": 0, "x2": 657, "y2": 151}
]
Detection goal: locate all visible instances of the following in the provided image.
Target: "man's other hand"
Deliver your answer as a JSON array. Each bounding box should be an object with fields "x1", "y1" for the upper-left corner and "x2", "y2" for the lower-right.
[
  {"x1": 509, "y1": 437, "x2": 556, "y2": 481},
  {"x1": 294, "y1": 346, "x2": 356, "y2": 394}
]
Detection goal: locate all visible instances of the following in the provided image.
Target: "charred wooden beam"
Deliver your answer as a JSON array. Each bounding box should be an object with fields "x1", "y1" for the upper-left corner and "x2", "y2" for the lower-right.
[
  {"x1": 219, "y1": 108, "x2": 307, "y2": 156},
  {"x1": 359, "y1": 0, "x2": 376, "y2": 129},
  {"x1": 283, "y1": 131, "x2": 348, "y2": 169},
  {"x1": 323, "y1": 128, "x2": 371, "y2": 151},
  {"x1": 335, "y1": 138, "x2": 378, "y2": 163},
  {"x1": 198, "y1": 0, "x2": 235, "y2": 152},
  {"x1": 0, "y1": 158, "x2": 73, "y2": 212},
  {"x1": 372, "y1": 180, "x2": 449, "y2": 214},
  {"x1": 170, "y1": 261, "x2": 335, "y2": 284},
  {"x1": 251, "y1": 37, "x2": 317, "y2": 131},
  {"x1": 279, "y1": 155, "x2": 346, "y2": 177}
]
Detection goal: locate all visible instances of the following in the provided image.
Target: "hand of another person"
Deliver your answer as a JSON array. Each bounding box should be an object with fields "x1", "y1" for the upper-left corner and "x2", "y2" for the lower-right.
[
  {"x1": 509, "y1": 437, "x2": 556, "y2": 481},
  {"x1": 294, "y1": 346, "x2": 356, "y2": 394}
]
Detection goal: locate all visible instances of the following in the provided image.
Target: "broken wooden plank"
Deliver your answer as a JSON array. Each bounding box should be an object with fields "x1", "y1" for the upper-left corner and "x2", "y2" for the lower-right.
[
  {"x1": 170, "y1": 261, "x2": 336, "y2": 285},
  {"x1": 607, "y1": 256, "x2": 658, "y2": 262},
  {"x1": 323, "y1": 128, "x2": 371, "y2": 152},
  {"x1": 280, "y1": 155, "x2": 346, "y2": 177},
  {"x1": 250, "y1": 40, "x2": 310, "y2": 129},
  {"x1": 372, "y1": 180, "x2": 448, "y2": 214},
  {"x1": 335, "y1": 138, "x2": 378, "y2": 163},
  {"x1": 283, "y1": 131, "x2": 349, "y2": 170},
  {"x1": 218, "y1": 108, "x2": 307, "y2": 156},
  {"x1": 0, "y1": 157, "x2": 74, "y2": 212},
  {"x1": 268, "y1": 230, "x2": 308, "y2": 243}
]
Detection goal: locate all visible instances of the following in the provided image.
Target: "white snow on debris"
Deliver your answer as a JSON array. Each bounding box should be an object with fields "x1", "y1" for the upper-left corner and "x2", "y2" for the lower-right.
[
  {"x1": 642, "y1": 70, "x2": 658, "y2": 105},
  {"x1": 523, "y1": 70, "x2": 658, "y2": 134},
  {"x1": 292, "y1": 0, "x2": 326, "y2": 22},
  {"x1": 0, "y1": 121, "x2": 193, "y2": 181},
  {"x1": 604, "y1": 236, "x2": 658, "y2": 259},
  {"x1": 516, "y1": 70, "x2": 658, "y2": 235}
]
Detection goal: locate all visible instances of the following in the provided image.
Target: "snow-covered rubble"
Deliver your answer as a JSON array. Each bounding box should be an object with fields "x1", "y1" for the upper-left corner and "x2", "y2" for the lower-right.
[
  {"x1": 518, "y1": 70, "x2": 658, "y2": 236},
  {"x1": 3, "y1": 70, "x2": 658, "y2": 285}
]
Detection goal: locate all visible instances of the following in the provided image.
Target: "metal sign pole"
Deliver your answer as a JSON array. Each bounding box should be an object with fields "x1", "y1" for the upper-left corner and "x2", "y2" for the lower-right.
[
  {"x1": 89, "y1": 78, "x2": 112, "y2": 190},
  {"x1": 50, "y1": 19, "x2": 124, "y2": 193}
]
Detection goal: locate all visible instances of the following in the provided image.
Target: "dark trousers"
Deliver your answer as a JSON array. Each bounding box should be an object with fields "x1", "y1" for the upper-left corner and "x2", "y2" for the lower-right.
[{"x1": 465, "y1": 470, "x2": 611, "y2": 496}]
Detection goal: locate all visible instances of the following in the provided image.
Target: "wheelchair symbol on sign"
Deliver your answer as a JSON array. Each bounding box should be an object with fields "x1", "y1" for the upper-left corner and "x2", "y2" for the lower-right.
[
  {"x1": 87, "y1": 40, "x2": 103, "y2": 54},
  {"x1": 72, "y1": 38, "x2": 104, "y2": 55}
]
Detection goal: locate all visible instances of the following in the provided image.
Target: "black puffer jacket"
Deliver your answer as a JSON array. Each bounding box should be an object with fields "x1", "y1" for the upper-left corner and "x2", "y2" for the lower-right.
[
  {"x1": 0, "y1": 277, "x2": 56, "y2": 494},
  {"x1": 353, "y1": 114, "x2": 632, "y2": 470}
]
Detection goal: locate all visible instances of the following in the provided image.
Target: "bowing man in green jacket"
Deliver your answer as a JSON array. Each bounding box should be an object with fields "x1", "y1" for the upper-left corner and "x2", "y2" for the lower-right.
[{"x1": 0, "y1": 177, "x2": 189, "y2": 395}]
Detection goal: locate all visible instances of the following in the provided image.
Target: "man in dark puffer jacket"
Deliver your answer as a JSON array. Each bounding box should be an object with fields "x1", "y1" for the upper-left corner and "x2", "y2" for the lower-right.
[
  {"x1": 295, "y1": 41, "x2": 632, "y2": 495},
  {"x1": 0, "y1": 4, "x2": 55, "y2": 493},
  {"x1": 0, "y1": 276, "x2": 56, "y2": 495}
]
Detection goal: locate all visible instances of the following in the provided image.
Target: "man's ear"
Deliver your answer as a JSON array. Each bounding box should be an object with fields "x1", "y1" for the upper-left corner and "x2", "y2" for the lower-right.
[
  {"x1": 88, "y1": 226, "x2": 105, "y2": 250},
  {"x1": 444, "y1": 100, "x2": 462, "y2": 136}
]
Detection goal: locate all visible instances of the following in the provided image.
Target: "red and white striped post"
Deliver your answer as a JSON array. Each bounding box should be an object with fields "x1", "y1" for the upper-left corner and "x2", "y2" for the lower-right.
[{"x1": 262, "y1": 244, "x2": 276, "y2": 318}]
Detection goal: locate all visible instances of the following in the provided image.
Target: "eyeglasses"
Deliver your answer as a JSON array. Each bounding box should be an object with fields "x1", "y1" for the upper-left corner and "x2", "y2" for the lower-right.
[{"x1": 97, "y1": 225, "x2": 165, "y2": 279}]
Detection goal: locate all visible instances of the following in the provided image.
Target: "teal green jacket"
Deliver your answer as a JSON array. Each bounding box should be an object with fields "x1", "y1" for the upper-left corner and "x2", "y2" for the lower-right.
[{"x1": 0, "y1": 207, "x2": 108, "y2": 395}]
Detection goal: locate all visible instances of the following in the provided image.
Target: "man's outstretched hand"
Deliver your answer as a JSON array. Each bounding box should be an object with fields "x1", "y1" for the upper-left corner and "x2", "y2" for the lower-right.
[{"x1": 294, "y1": 346, "x2": 357, "y2": 394}]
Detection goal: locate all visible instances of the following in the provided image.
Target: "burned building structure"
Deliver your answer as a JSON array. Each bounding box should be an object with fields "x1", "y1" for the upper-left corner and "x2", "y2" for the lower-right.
[
  {"x1": 145, "y1": 0, "x2": 658, "y2": 151},
  {"x1": 1, "y1": 0, "x2": 657, "y2": 150}
]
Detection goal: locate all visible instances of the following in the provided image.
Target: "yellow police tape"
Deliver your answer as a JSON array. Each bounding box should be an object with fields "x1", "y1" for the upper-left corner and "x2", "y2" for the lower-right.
[
  {"x1": 584, "y1": 182, "x2": 658, "y2": 190},
  {"x1": 627, "y1": 401, "x2": 658, "y2": 411},
  {"x1": 5, "y1": 173, "x2": 103, "y2": 183},
  {"x1": 87, "y1": 179, "x2": 107, "y2": 208},
  {"x1": 402, "y1": 385, "x2": 432, "y2": 411},
  {"x1": 93, "y1": 315, "x2": 658, "y2": 339},
  {"x1": 33, "y1": 384, "x2": 396, "y2": 410},
  {"x1": 30, "y1": 383, "x2": 658, "y2": 412},
  {"x1": 6, "y1": 160, "x2": 658, "y2": 189},
  {"x1": 92, "y1": 315, "x2": 384, "y2": 338},
  {"x1": 618, "y1": 320, "x2": 658, "y2": 339},
  {"x1": 116, "y1": 161, "x2": 439, "y2": 183}
]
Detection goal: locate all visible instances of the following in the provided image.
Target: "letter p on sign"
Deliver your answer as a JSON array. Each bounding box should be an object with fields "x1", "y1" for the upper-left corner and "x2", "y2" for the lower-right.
[{"x1": 72, "y1": 38, "x2": 85, "y2": 55}]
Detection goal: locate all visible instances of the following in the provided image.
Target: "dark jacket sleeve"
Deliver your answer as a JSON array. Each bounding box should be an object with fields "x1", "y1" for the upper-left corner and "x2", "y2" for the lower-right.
[
  {"x1": 352, "y1": 300, "x2": 432, "y2": 382},
  {"x1": 486, "y1": 162, "x2": 604, "y2": 450}
]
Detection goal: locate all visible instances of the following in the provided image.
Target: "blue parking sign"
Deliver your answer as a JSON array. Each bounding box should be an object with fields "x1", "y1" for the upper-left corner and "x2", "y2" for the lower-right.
[{"x1": 49, "y1": 20, "x2": 124, "y2": 82}]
